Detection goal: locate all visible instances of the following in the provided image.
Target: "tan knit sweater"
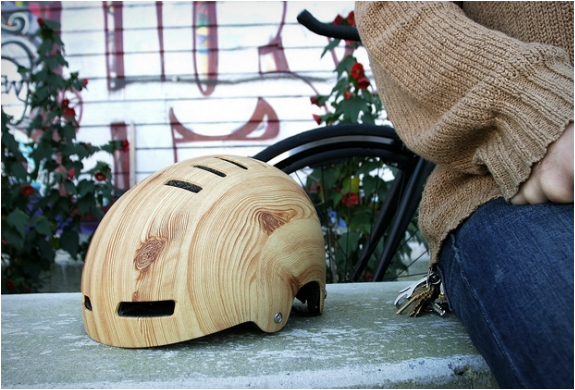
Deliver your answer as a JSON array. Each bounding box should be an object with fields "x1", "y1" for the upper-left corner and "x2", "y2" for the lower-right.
[{"x1": 355, "y1": 2, "x2": 574, "y2": 266}]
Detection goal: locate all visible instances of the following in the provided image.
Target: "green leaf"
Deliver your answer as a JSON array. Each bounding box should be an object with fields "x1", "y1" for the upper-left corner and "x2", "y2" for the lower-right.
[
  {"x1": 54, "y1": 50, "x2": 68, "y2": 67},
  {"x1": 28, "y1": 115, "x2": 43, "y2": 132},
  {"x1": 2, "y1": 228, "x2": 24, "y2": 251},
  {"x1": 33, "y1": 68, "x2": 48, "y2": 82},
  {"x1": 361, "y1": 112, "x2": 376, "y2": 125},
  {"x1": 63, "y1": 180, "x2": 77, "y2": 195},
  {"x1": 32, "y1": 215, "x2": 53, "y2": 236},
  {"x1": 73, "y1": 144, "x2": 90, "y2": 160},
  {"x1": 37, "y1": 237, "x2": 56, "y2": 263},
  {"x1": 30, "y1": 140, "x2": 52, "y2": 162},
  {"x1": 77, "y1": 195, "x2": 93, "y2": 215},
  {"x1": 339, "y1": 96, "x2": 365, "y2": 122},
  {"x1": 362, "y1": 175, "x2": 384, "y2": 199},
  {"x1": 335, "y1": 56, "x2": 356, "y2": 78},
  {"x1": 6, "y1": 209, "x2": 30, "y2": 238},
  {"x1": 32, "y1": 86, "x2": 50, "y2": 105},
  {"x1": 320, "y1": 39, "x2": 341, "y2": 58},
  {"x1": 349, "y1": 212, "x2": 372, "y2": 235},
  {"x1": 44, "y1": 19, "x2": 61, "y2": 30},
  {"x1": 1, "y1": 126, "x2": 26, "y2": 161},
  {"x1": 77, "y1": 180, "x2": 95, "y2": 198},
  {"x1": 320, "y1": 166, "x2": 339, "y2": 192},
  {"x1": 37, "y1": 38, "x2": 54, "y2": 56},
  {"x1": 45, "y1": 56, "x2": 58, "y2": 70},
  {"x1": 53, "y1": 195, "x2": 72, "y2": 214},
  {"x1": 60, "y1": 229, "x2": 79, "y2": 259},
  {"x1": 314, "y1": 95, "x2": 330, "y2": 107},
  {"x1": 43, "y1": 158, "x2": 59, "y2": 172},
  {"x1": 331, "y1": 77, "x2": 349, "y2": 95},
  {"x1": 61, "y1": 123, "x2": 76, "y2": 142},
  {"x1": 100, "y1": 141, "x2": 122, "y2": 154},
  {"x1": 46, "y1": 110, "x2": 58, "y2": 124},
  {"x1": 337, "y1": 230, "x2": 360, "y2": 258},
  {"x1": 60, "y1": 143, "x2": 78, "y2": 158},
  {"x1": 332, "y1": 191, "x2": 343, "y2": 208},
  {"x1": 21, "y1": 254, "x2": 44, "y2": 276},
  {"x1": 46, "y1": 72, "x2": 65, "y2": 87},
  {"x1": 89, "y1": 205, "x2": 104, "y2": 220},
  {"x1": 10, "y1": 163, "x2": 29, "y2": 181},
  {"x1": 17, "y1": 65, "x2": 29, "y2": 75},
  {"x1": 69, "y1": 160, "x2": 84, "y2": 175},
  {"x1": 47, "y1": 188, "x2": 61, "y2": 205}
]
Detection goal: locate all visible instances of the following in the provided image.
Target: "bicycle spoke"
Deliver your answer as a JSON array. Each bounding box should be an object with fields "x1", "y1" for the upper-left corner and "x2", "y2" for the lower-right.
[{"x1": 253, "y1": 125, "x2": 430, "y2": 283}]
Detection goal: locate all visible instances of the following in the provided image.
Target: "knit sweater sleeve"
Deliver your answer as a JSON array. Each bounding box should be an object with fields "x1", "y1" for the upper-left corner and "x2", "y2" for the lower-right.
[{"x1": 355, "y1": 1, "x2": 574, "y2": 200}]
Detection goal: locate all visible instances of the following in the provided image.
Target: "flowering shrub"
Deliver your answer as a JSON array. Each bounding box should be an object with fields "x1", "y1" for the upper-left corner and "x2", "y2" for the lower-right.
[
  {"x1": 1, "y1": 19, "x2": 126, "y2": 293},
  {"x1": 306, "y1": 12, "x2": 423, "y2": 282},
  {"x1": 310, "y1": 11, "x2": 383, "y2": 127}
]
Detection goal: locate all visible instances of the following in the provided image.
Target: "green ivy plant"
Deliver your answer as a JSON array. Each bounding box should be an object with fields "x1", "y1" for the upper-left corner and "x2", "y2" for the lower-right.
[
  {"x1": 308, "y1": 11, "x2": 425, "y2": 283},
  {"x1": 1, "y1": 18, "x2": 126, "y2": 293}
]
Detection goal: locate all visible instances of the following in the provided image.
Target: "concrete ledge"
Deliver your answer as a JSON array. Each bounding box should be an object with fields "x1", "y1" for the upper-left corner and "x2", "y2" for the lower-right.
[
  {"x1": 38, "y1": 256, "x2": 84, "y2": 293},
  {"x1": 1, "y1": 282, "x2": 498, "y2": 389}
]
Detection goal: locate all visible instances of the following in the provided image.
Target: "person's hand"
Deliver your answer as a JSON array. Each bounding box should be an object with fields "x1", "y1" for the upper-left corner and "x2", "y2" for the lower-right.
[{"x1": 510, "y1": 122, "x2": 574, "y2": 205}]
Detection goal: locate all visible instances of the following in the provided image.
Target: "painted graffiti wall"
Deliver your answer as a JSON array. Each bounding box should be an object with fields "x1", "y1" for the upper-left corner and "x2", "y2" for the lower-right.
[{"x1": 2, "y1": 1, "x2": 373, "y2": 190}]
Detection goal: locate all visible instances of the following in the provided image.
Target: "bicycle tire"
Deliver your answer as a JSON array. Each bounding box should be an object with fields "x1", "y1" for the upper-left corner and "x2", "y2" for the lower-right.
[{"x1": 253, "y1": 124, "x2": 430, "y2": 283}]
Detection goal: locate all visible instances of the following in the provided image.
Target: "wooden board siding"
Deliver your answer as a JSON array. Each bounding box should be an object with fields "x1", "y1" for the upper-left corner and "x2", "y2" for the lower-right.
[{"x1": 2, "y1": 1, "x2": 375, "y2": 188}]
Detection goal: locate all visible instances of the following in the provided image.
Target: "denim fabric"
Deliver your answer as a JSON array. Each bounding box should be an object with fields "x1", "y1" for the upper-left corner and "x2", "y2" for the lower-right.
[{"x1": 438, "y1": 198, "x2": 574, "y2": 389}]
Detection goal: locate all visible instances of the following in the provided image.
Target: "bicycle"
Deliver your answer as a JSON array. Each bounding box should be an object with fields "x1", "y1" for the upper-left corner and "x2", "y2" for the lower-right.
[{"x1": 253, "y1": 10, "x2": 435, "y2": 283}]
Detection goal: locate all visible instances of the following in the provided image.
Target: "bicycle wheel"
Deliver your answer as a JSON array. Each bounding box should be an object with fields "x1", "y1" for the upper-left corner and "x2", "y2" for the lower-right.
[{"x1": 253, "y1": 124, "x2": 432, "y2": 283}]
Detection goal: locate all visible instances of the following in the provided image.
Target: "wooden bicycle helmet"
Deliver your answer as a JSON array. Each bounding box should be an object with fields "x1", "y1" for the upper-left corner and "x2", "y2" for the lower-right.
[{"x1": 81, "y1": 155, "x2": 326, "y2": 348}]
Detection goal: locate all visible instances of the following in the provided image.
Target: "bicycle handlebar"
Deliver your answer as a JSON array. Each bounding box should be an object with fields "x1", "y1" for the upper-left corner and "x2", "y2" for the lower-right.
[{"x1": 297, "y1": 10, "x2": 361, "y2": 42}]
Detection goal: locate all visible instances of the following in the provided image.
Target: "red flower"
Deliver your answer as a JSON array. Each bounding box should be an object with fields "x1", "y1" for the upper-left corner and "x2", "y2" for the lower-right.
[
  {"x1": 82, "y1": 78, "x2": 89, "y2": 86},
  {"x1": 347, "y1": 11, "x2": 356, "y2": 26},
  {"x1": 120, "y1": 140, "x2": 129, "y2": 152},
  {"x1": 64, "y1": 107, "x2": 76, "y2": 118},
  {"x1": 344, "y1": 91, "x2": 352, "y2": 100},
  {"x1": 342, "y1": 192, "x2": 359, "y2": 207},
  {"x1": 6, "y1": 280, "x2": 16, "y2": 291},
  {"x1": 364, "y1": 273, "x2": 373, "y2": 282},
  {"x1": 357, "y1": 77, "x2": 370, "y2": 90},
  {"x1": 308, "y1": 182, "x2": 321, "y2": 194},
  {"x1": 310, "y1": 96, "x2": 320, "y2": 106},
  {"x1": 94, "y1": 172, "x2": 107, "y2": 182},
  {"x1": 333, "y1": 14, "x2": 344, "y2": 25},
  {"x1": 312, "y1": 114, "x2": 322, "y2": 125},
  {"x1": 350, "y1": 62, "x2": 364, "y2": 79},
  {"x1": 20, "y1": 184, "x2": 34, "y2": 197},
  {"x1": 61, "y1": 99, "x2": 70, "y2": 108},
  {"x1": 38, "y1": 18, "x2": 44, "y2": 27},
  {"x1": 68, "y1": 167, "x2": 75, "y2": 179}
]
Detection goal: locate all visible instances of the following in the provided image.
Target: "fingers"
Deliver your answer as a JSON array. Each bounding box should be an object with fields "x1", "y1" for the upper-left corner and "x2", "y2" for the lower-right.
[
  {"x1": 510, "y1": 122, "x2": 574, "y2": 205},
  {"x1": 510, "y1": 162, "x2": 574, "y2": 205},
  {"x1": 510, "y1": 175, "x2": 547, "y2": 205}
]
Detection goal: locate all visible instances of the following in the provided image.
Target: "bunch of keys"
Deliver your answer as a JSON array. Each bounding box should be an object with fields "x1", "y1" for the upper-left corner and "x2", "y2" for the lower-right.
[{"x1": 394, "y1": 270, "x2": 448, "y2": 317}]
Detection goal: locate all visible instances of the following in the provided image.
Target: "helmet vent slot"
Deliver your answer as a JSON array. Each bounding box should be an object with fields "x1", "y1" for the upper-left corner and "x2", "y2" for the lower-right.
[
  {"x1": 193, "y1": 165, "x2": 226, "y2": 177},
  {"x1": 216, "y1": 157, "x2": 248, "y2": 170},
  {"x1": 84, "y1": 295, "x2": 93, "y2": 311},
  {"x1": 165, "y1": 179, "x2": 202, "y2": 193},
  {"x1": 118, "y1": 300, "x2": 175, "y2": 317}
]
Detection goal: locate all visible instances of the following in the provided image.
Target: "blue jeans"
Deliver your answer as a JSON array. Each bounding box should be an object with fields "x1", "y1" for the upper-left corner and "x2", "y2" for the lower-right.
[{"x1": 438, "y1": 198, "x2": 574, "y2": 389}]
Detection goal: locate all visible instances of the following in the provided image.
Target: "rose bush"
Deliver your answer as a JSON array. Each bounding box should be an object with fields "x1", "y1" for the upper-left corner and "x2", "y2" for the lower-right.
[
  {"x1": 1, "y1": 18, "x2": 127, "y2": 293},
  {"x1": 307, "y1": 12, "x2": 425, "y2": 282}
]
